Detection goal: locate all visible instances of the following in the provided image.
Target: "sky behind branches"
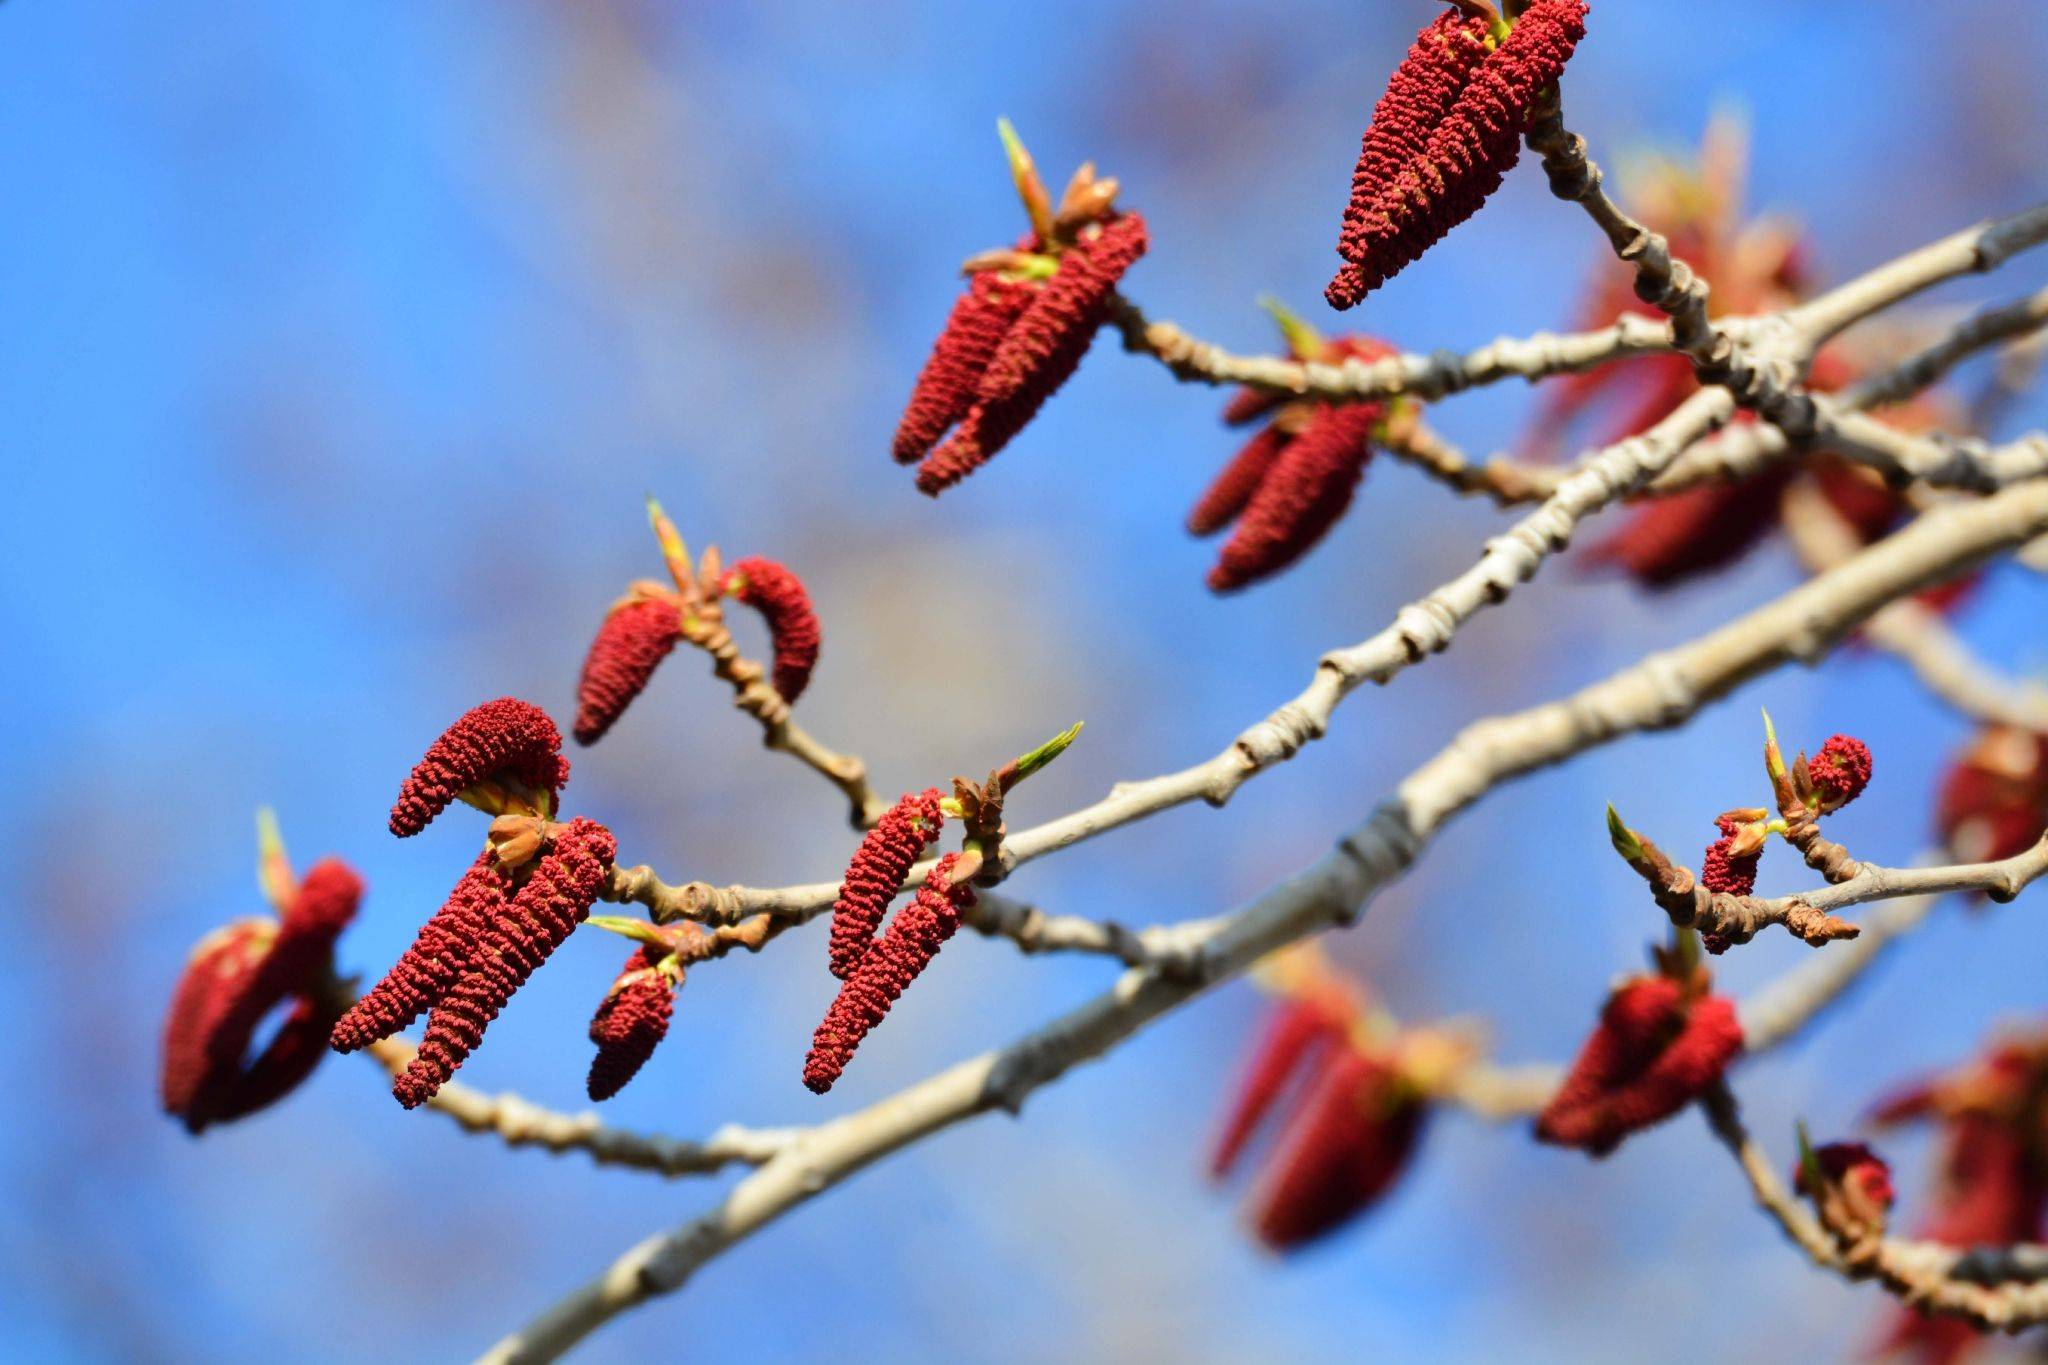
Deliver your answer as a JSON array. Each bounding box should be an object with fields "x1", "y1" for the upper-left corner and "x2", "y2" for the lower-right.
[{"x1": 3, "y1": 2, "x2": 2046, "y2": 1360}]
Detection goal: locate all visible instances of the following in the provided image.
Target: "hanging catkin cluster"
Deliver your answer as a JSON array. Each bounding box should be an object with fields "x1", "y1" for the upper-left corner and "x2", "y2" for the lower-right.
[
  {"x1": 393, "y1": 816, "x2": 618, "y2": 1108},
  {"x1": 902, "y1": 212, "x2": 1149, "y2": 495},
  {"x1": 586, "y1": 944, "x2": 680, "y2": 1102},
  {"x1": 1535, "y1": 972, "x2": 1742, "y2": 1156},
  {"x1": 1188, "y1": 335, "x2": 1397, "y2": 592},
  {"x1": 330, "y1": 850, "x2": 511, "y2": 1052},
  {"x1": 1326, "y1": 0, "x2": 1589, "y2": 309},
  {"x1": 162, "y1": 858, "x2": 363, "y2": 1133},
  {"x1": 827, "y1": 788, "x2": 947, "y2": 981},
  {"x1": 573, "y1": 594, "x2": 683, "y2": 745},
  {"x1": 804, "y1": 851, "x2": 977, "y2": 1094},
  {"x1": 389, "y1": 697, "x2": 570, "y2": 835},
  {"x1": 722, "y1": 556, "x2": 821, "y2": 703}
]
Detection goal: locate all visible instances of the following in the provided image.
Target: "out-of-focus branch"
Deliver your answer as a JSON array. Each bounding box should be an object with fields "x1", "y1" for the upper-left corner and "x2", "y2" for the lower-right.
[{"x1": 484, "y1": 480, "x2": 2048, "y2": 1364}]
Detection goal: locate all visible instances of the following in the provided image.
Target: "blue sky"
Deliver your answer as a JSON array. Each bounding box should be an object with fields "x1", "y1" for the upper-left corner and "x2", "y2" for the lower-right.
[{"x1": 3, "y1": 2, "x2": 2045, "y2": 1360}]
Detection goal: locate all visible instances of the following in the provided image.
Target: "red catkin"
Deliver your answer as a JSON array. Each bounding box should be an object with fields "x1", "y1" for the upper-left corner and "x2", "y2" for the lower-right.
[
  {"x1": 1209, "y1": 993, "x2": 1349, "y2": 1179},
  {"x1": 586, "y1": 946, "x2": 678, "y2": 1101},
  {"x1": 893, "y1": 267, "x2": 1038, "y2": 464},
  {"x1": 723, "y1": 557, "x2": 822, "y2": 704},
  {"x1": 573, "y1": 596, "x2": 682, "y2": 746},
  {"x1": 828, "y1": 788, "x2": 946, "y2": 981},
  {"x1": 1701, "y1": 813, "x2": 1760, "y2": 898},
  {"x1": 1244, "y1": 1048, "x2": 1426, "y2": 1251},
  {"x1": 1220, "y1": 385, "x2": 1288, "y2": 429},
  {"x1": 330, "y1": 850, "x2": 511, "y2": 1052},
  {"x1": 1329, "y1": 0, "x2": 1589, "y2": 308},
  {"x1": 1584, "y1": 462, "x2": 1794, "y2": 589},
  {"x1": 1810, "y1": 733, "x2": 1872, "y2": 810},
  {"x1": 1326, "y1": 9, "x2": 1495, "y2": 308},
  {"x1": 1535, "y1": 976, "x2": 1743, "y2": 1156},
  {"x1": 1206, "y1": 401, "x2": 1383, "y2": 593},
  {"x1": 804, "y1": 852, "x2": 976, "y2": 1094},
  {"x1": 161, "y1": 859, "x2": 364, "y2": 1133},
  {"x1": 394, "y1": 818, "x2": 617, "y2": 1108},
  {"x1": 915, "y1": 213, "x2": 1149, "y2": 495},
  {"x1": 390, "y1": 697, "x2": 569, "y2": 837},
  {"x1": 1936, "y1": 727, "x2": 2048, "y2": 864},
  {"x1": 1187, "y1": 424, "x2": 1291, "y2": 538}
]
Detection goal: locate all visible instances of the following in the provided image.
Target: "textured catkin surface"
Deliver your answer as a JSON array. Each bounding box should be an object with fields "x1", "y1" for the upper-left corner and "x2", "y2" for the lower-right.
[
  {"x1": 389, "y1": 698, "x2": 569, "y2": 836},
  {"x1": 725, "y1": 557, "x2": 821, "y2": 704},
  {"x1": 573, "y1": 597, "x2": 682, "y2": 745}
]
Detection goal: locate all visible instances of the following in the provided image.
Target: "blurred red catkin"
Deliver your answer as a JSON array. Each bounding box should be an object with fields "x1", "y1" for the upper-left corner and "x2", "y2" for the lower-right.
[
  {"x1": 1187, "y1": 425, "x2": 1290, "y2": 538},
  {"x1": 1327, "y1": 9, "x2": 1494, "y2": 307},
  {"x1": 1794, "y1": 1140, "x2": 1895, "y2": 1215},
  {"x1": 804, "y1": 851, "x2": 976, "y2": 1094},
  {"x1": 1207, "y1": 402, "x2": 1384, "y2": 593},
  {"x1": 1810, "y1": 733, "x2": 1873, "y2": 809},
  {"x1": 1936, "y1": 726, "x2": 2048, "y2": 864},
  {"x1": 330, "y1": 850, "x2": 511, "y2": 1052},
  {"x1": 1327, "y1": 0, "x2": 1589, "y2": 308},
  {"x1": 573, "y1": 596, "x2": 682, "y2": 746},
  {"x1": 893, "y1": 266, "x2": 1038, "y2": 464},
  {"x1": 1244, "y1": 1048, "x2": 1426, "y2": 1251},
  {"x1": 916, "y1": 212, "x2": 1149, "y2": 495},
  {"x1": 828, "y1": 788, "x2": 946, "y2": 981},
  {"x1": 161, "y1": 858, "x2": 364, "y2": 1134},
  {"x1": 586, "y1": 946, "x2": 679, "y2": 1102},
  {"x1": 1209, "y1": 991, "x2": 1351, "y2": 1179},
  {"x1": 1585, "y1": 462, "x2": 1794, "y2": 588},
  {"x1": 723, "y1": 557, "x2": 822, "y2": 704},
  {"x1": 390, "y1": 697, "x2": 570, "y2": 836},
  {"x1": 394, "y1": 817, "x2": 617, "y2": 1108},
  {"x1": 1535, "y1": 975, "x2": 1743, "y2": 1156}
]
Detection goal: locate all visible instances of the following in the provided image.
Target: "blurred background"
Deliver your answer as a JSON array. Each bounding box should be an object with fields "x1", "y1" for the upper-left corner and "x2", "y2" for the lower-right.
[{"x1": 3, "y1": 1, "x2": 2046, "y2": 1360}]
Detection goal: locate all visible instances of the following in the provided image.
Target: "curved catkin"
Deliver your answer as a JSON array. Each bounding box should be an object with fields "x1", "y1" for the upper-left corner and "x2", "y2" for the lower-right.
[
  {"x1": 804, "y1": 852, "x2": 976, "y2": 1094},
  {"x1": 915, "y1": 213, "x2": 1149, "y2": 496},
  {"x1": 1333, "y1": 0, "x2": 1588, "y2": 306},
  {"x1": 331, "y1": 851, "x2": 510, "y2": 1053},
  {"x1": 210, "y1": 994, "x2": 341, "y2": 1123},
  {"x1": 828, "y1": 788, "x2": 946, "y2": 981},
  {"x1": 1244, "y1": 1049, "x2": 1425, "y2": 1251},
  {"x1": 390, "y1": 698, "x2": 570, "y2": 836},
  {"x1": 724, "y1": 557, "x2": 822, "y2": 704},
  {"x1": 394, "y1": 818, "x2": 617, "y2": 1108},
  {"x1": 586, "y1": 947, "x2": 678, "y2": 1101},
  {"x1": 161, "y1": 920, "x2": 274, "y2": 1131},
  {"x1": 1209, "y1": 994, "x2": 1345, "y2": 1179},
  {"x1": 1188, "y1": 425, "x2": 1292, "y2": 537},
  {"x1": 1584, "y1": 464, "x2": 1793, "y2": 589},
  {"x1": 1206, "y1": 402, "x2": 1382, "y2": 592},
  {"x1": 1327, "y1": 9, "x2": 1495, "y2": 304},
  {"x1": 893, "y1": 268, "x2": 1037, "y2": 464},
  {"x1": 1535, "y1": 977, "x2": 1743, "y2": 1156},
  {"x1": 573, "y1": 597, "x2": 682, "y2": 746}
]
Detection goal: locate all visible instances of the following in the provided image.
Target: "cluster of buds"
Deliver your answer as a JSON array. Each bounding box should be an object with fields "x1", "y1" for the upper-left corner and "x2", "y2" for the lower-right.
[
  {"x1": 1613, "y1": 717, "x2": 1872, "y2": 953},
  {"x1": 573, "y1": 498, "x2": 821, "y2": 745},
  {"x1": 329, "y1": 698, "x2": 618, "y2": 1108},
  {"x1": 1535, "y1": 936, "x2": 1742, "y2": 1155},
  {"x1": 1187, "y1": 301, "x2": 1400, "y2": 592},
  {"x1": 1325, "y1": 0, "x2": 1589, "y2": 309},
  {"x1": 1937, "y1": 725, "x2": 2048, "y2": 866},
  {"x1": 893, "y1": 121, "x2": 1147, "y2": 495},
  {"x1": 1794, "y1": 1131, "x2": 1896, "y2": 1250},
  {"x1": 1208, "y1": 946, "x2": 1470, "y2": 1250},
  {"x1": 1865, "y1": 1027, "x2": 2048, "y2": 1361},
  {"x1": 161, "y1": 812, "x2": 363, "y2": 1133},
  {"x1": 803, "y1": 724, "x2": 1080, "y2": 1094}
]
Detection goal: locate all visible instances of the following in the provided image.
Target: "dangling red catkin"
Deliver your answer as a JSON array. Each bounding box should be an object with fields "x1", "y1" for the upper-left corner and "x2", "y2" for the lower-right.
[
  {"x1": 389, "y1": 698, "x2": 569, "y2": 836},
  {"x1": 1187, "y1": 425, "x2": 1291, "y2": 537},
  {"x1": 893, "y1": 266, "x2": 1038, "y2": 464},
  {"x1": 723, "y1": 557, "x2": 821, "y2": 704},
  {"x1": 1206, "y1": 402, "x2": 1384, "y2": 593},
  {"x1": 828, "y1": 788, "x2": 946, "y2": 980},
  {"x1": 573, "y1": 596, "x2": 682, "y2": 745},
  {"x1": 162, "y1": 920, "x2": 274, "y2": 1131},
  {"x1": 916, "y1": 213, "x2": 1149, "y2": 495},
  {"x1": 804, "y1": 852, "x2": 976, "y2": 1094},
  {"x1": 586, "y1": 946, "x2": 678, "y2": 1101},
  {"x1": 1584, "y1": 463, "x2": 1794, "y2": 588},
  {"x1": 1535, "y1": 975, "x2": 1743, "y2": 1156},
  {"x1": 1209, "y1": 993, "x2": 1349, "y2": 1178},
  {"x1": 1244, "y1": 1048, "x2": 1426, "y2": 1251},
  {"x1": 394, "y1": 818, "x2": 617, "y2": 1108},
  {"x1": 1330, "y1": 0, "x2": 1589, "y2": 308},
  {"x1": 1700, "y1": 814, "x2": 1759, "y2": 897},
  {"x1": 330, "y1": 850, "x2": 512, "y2": 1052},
  {"x1": 211, "y1": 995, "x2": 343, "y2": 1123},
  {"x1": 1326, "y1": 8, "x2": 1495, "y2": 309}
]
